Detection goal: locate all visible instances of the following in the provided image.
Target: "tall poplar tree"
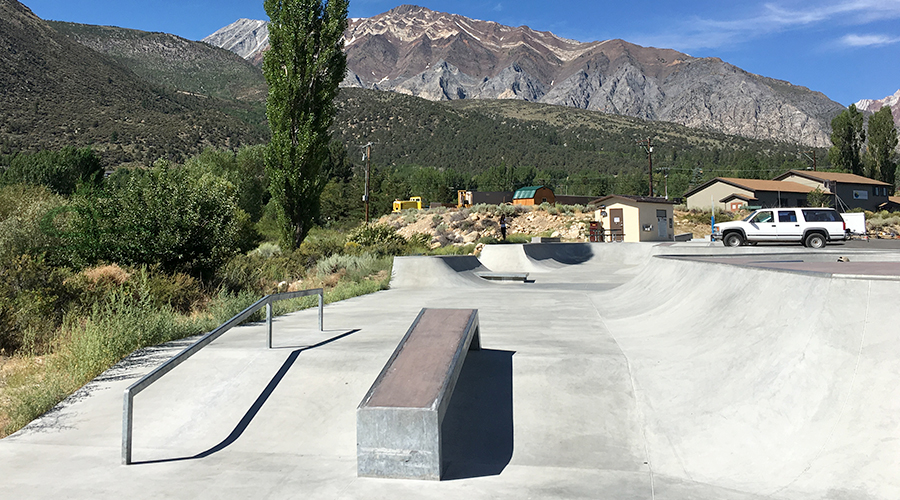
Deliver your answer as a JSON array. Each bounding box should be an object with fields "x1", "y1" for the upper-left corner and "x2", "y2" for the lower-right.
[
  {"x1": 828, "y1": 104, "x2": 866, "y2": 176},
  {"x1": 865, "y1": 106, "x2": 898, "y2": 189},
  {"x1": 263, "y1": 0, "x2": 348, "y2": 249}
]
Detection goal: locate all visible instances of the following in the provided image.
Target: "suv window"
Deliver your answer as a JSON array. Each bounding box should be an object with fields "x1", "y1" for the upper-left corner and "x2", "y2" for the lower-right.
[
  {"x1": 801, "y1": 209, "x2": 840, "y2": 222},
  {"x1": 750, "y1": 211, "x2": 773, "y2": 223},
  {"x1": 778, "y1": 210, "x2": 797, "y2": 223}
]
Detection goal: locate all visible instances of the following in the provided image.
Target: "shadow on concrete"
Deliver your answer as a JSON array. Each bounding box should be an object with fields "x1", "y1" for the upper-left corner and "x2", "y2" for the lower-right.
[
  {"x1": 133, "y1": 329, "x2": 361, "y2": 465},
  {"x1": 441, "y1": 349, "x2": 515, "y2": 480},
  {"x1": 524, "y1": 242, "x2": 593, "y2": 265}
]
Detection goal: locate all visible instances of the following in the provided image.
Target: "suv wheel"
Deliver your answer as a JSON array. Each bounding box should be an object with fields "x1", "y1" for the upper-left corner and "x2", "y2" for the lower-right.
[
  {"x1": 723, "y1": 233, "x2": 743, "y2": 247},
  {"x1": 804, "y1": 232, "x2": 826, "y2": 249}
]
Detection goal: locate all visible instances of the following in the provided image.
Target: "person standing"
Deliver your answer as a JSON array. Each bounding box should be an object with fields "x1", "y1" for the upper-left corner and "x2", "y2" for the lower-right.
[{"x1": 500, "y1": 215, "x2": 508, "y2": 240}]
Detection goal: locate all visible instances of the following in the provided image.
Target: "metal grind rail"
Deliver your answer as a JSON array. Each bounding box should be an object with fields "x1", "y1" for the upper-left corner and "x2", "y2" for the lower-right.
[{"x1": 122, "y1": 288, "x2": 324, "y2": 465}]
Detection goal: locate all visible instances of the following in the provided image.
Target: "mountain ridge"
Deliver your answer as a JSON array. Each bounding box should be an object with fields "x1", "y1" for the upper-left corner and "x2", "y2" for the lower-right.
[
  {"x1": 204, "y1": 4, "x2": 845, "y2": 148},
  {"x1": 854, "y1": 89, "x2": 900, "y2": 127},
  {"x1": 0, "y1": 0, "x2": 266, "y2": 164}
]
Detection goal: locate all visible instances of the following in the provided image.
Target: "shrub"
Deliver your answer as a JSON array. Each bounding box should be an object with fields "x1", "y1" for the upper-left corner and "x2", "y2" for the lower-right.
[
  {"x1": 1, "y1": 147, "x2": 103, "y2": 195},
  {"x1": 315, "y1": 253, "x2": 383, "y2": 278},
  {"x1": 251, "y1": 242, "x2": 282, "y2": 258},
  {"x1": 0, "y1": 184, "x2": 67, "y2": 260},
  {"x1": 53, "y1": 164, "x2": 248, "y2": 279},
  {"x1": 346, "y1": 223, "x2": 406, "y2": 247},
  {"x1": 0, "y1": 254, "x2": 74, "y2": 355}
]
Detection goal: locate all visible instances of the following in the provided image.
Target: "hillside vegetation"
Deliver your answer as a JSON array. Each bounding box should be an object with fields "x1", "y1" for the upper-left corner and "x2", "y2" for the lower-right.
[{"x1": 332, "y1": 88, "x2": 830, "y2": 199}]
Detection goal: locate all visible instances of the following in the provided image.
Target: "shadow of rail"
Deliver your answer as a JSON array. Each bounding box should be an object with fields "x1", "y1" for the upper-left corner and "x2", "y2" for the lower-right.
[{"x1": 132, "y1": 329, "x2": 361, "y2": 465}]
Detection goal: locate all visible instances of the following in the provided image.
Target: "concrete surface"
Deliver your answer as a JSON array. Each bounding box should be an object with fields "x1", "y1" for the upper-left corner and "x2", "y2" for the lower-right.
[{"x1": 1, "y1": 242, "x2": 898, "y2": 499}]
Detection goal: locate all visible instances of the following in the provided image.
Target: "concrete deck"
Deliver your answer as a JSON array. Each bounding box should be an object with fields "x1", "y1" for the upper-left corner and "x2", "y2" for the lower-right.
[{"x1": 1, "y1": 242, "x2": 899, "y2": 499}]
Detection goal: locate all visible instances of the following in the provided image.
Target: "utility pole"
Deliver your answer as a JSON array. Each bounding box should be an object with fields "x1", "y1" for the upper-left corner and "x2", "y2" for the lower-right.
[
  {"x1": 802, "y1": 150, "x2": 817, "y2": 171},
  {"x1": 637, "y1": 137, "x2": 654, "y2": 196},
  {"x1": 361, "y1": 142, "x2": 373, "y2": 224}
]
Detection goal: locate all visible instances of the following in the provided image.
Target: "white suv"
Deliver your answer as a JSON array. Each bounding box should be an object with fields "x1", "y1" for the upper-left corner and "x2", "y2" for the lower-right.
[{"x1": 713, "y1": 208, "x2": 849, "y2": 248}]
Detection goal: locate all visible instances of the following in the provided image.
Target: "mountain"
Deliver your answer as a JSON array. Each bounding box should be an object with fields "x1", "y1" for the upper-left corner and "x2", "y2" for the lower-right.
[
  {"x1": 48, "y1": 21, "x2": 267, "y2": 102},
  {"x1": 205, "y1": 4, "x2": 845, "y2": 148},
  {"x1": 0, "y1": 0, "x2": 267, "y2": 164},
  {"x1": 854, "y1": 89, "x2": 900, "y2": 127},
  {"x1": 201, "y1": 18, "x2": 269, "y2": 67}
]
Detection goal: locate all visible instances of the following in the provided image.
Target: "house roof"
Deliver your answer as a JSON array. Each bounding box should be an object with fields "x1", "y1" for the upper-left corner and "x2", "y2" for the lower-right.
[
  {"x1": 720, "y1": 193, "x2": 758, "y2": 203},
  {"x1": 591, "y1": 194, "x2": 675, "y2": 206},
  {"x1": 684, "y1": 177, "x2": 823, "y2": 198},
  {"x1": 513, "y1": 186, "x2": 549, "y2": 199},
  {"x1": 774, "y1": 170, "x2": 891, "y2": 186}
]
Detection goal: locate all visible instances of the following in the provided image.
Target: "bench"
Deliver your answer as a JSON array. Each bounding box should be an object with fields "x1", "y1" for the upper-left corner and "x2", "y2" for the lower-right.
[{"x1": 357, "y1": 308, "x2": 481, "y2": 480}]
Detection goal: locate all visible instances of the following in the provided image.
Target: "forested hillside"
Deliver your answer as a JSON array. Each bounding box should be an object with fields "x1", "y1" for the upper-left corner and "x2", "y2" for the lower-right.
[{"x1": 331, "y1": 88, "x2": 829, "y2": 200}]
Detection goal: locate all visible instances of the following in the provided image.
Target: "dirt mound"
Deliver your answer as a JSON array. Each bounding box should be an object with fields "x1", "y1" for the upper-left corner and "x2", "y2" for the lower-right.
[{"x1": 379, "y1": 206, "x2": 593, "y2": 247}]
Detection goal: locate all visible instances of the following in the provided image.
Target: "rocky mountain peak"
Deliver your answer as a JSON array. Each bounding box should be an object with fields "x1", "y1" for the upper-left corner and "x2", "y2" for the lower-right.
[
  {"x1": 202, "y1": 18, "x2": 268, "y2": 62},
  {"x1": 854, "y1": 89, "x2": 900, "y2": 127},
  {"x1": 203, "y1": 5, "x2": 845, "y2": 147}
]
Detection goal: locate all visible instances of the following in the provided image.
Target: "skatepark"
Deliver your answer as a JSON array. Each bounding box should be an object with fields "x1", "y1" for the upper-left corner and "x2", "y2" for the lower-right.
[{"x1": 1, "y1": 241, "x2": 898, "y2": 499}]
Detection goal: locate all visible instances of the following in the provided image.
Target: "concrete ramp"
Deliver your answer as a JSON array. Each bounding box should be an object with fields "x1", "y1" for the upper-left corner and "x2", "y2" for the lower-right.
[
  {"x1": 479, "y1": 242, "x2": 654, "y2": 273},
  {"x1": 591, "y1": 255, "x2": 900, "y2": 499},
  {"x1": 390, "y1": 255, "x2": 489, "y2": 289}
]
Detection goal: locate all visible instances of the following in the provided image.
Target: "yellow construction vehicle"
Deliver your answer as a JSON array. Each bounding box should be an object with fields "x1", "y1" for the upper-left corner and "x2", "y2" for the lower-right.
[{"x1": 392, "y1": 196, "x2": 423, "y2": 212}]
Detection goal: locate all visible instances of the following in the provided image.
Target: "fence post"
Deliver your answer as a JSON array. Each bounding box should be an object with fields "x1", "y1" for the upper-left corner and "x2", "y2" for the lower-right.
[
  {"x1": 122, "y1": 390, "x2": 133, "y2": 465},
  {"x1": 318, "y1": 291, "x2": 324, "y2": 331},
  {"x1": 266, "y1": 302, "x2": 273, "y2": 349}
]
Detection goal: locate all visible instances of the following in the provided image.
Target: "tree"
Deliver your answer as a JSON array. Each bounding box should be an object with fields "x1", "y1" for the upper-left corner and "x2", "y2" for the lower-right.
[
  {"x1": 263, "y1": 0, "x2": 348, "y2": 250},
  {"x1": 828, "y1": 104, "x2": 866, "y2": 175},
  {"x1": 865, "y1": 106, "x2": 898, "y2": 190},
  {"x1": 806, "y1": 187, "x2": 832, "y2": 208}
]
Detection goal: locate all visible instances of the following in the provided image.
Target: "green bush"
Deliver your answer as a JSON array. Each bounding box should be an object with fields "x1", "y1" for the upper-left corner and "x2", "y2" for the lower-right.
[
  {"x1": 1, "y1": 147, "x2": 103, "y2": 195},
  {"x1": 0, "y1": 184, "x2": 68, "y2": 260},
  {"x1": 346, "y1": 223, "x2": 406, "y2": 248},
  {"x1": 0, "y1": 255, "x2": 74, "y2": 355},
  {"x1": 51, "y1": 164, "x2": 251, "y2": 279}
]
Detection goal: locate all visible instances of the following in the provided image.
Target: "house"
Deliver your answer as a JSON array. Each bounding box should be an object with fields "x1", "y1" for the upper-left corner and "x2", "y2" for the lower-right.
[
  {"x1": 512, "y1": 186, "x2": 555, "y2": 206},
  {"x1": 772, "y1": 170, "x2": 892, "y2": 211},
  {"x1": 591, "y1": 195, "x2": 675, "y2": 242},
  {"x1": 684, "y1": 177, "x2": 822, "y2": 211}
]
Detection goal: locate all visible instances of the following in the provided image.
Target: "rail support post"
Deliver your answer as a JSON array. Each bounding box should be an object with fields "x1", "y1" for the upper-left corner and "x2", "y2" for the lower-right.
[
  {"x1": 266, "y1": 302, "x2": 273, "y2": 349},
  {"x1": 318, "y1": 292, "x2": 324, "y2": 331}
]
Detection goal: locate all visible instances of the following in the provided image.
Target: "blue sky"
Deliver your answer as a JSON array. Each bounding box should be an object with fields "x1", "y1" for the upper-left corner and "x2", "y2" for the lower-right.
[{"x1": 24, "y1": 0, "x2": 900, "y2": 106}]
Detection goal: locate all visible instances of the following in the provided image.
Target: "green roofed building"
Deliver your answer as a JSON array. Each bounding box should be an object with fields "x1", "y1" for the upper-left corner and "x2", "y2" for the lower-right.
[{"x1": 513, "y1": 186, "x2": 555, "y2": 206}]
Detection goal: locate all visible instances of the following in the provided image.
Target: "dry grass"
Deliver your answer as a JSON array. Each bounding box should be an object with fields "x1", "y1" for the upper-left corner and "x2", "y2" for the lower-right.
[
  {"x1": 0, "y1": 355, "x2": 45, "y2": 437},
  {"x1": 77, "y1": 264, "x2": 132, "y2": 288}
]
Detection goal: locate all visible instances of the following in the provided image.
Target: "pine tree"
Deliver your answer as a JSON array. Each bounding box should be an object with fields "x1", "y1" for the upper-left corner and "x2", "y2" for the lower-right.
[{"x1": 263, "y1": 0, "x2": 348, "y2": 249}]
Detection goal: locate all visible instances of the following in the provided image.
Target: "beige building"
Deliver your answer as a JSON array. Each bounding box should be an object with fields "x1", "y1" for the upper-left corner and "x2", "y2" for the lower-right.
[
  {"x1": 592, "y1": 195, "x2": 674, "y2": 242},
  {"x1": 684, "y1": 177, "x2": 820, "y2": 211}
]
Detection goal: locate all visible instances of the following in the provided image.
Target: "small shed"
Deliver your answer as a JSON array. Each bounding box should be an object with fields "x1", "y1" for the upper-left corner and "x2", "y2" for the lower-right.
[
  {"x1": 513, "y1": 186, "x2": 555, "y2": 206},
  {"x1": 592, "y1": 195, "x2": 675, "y2": 242}
]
